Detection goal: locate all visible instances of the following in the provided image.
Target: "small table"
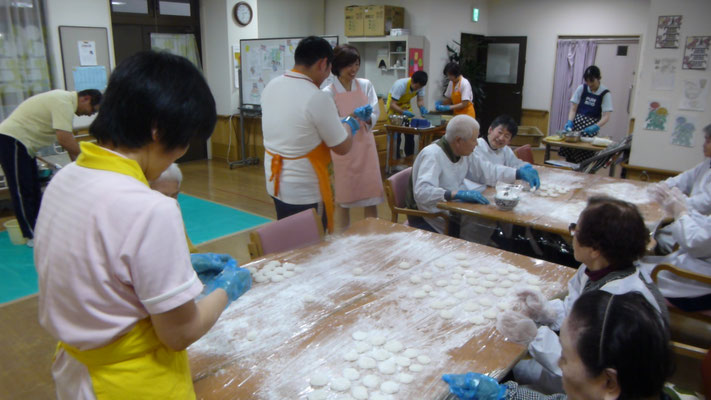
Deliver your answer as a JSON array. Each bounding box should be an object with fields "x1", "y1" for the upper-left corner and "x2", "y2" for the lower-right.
[
  {"x1": 384, "y1": 124, "x2": 446, "y2": 174},
  {"x1": 542, "y1": 136, "x2": 603, "y2": 162}
]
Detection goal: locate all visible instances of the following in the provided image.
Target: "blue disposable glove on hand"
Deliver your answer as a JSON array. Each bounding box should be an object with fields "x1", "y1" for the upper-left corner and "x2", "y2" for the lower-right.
[
  {"x1": 582, "y1": 124, "x2": 600, "y2": 136},
  {"x1": 191, "y1": 253, "x2": 235, "y2": 274},
  {"x1": 419, "y1": 105, "x2": 429, "y2": 116},
  {"x1": 454, "y1": 190, "x2": 490, "y2": 205},
  {"x1": 204, "y1": 263, "x2": 252, "y2": 303},
  {"x1": 402, "y1": 110, "x2": 415, "y2": 118},
  {"x1": 442, "y1": 373, "x2": 507, "y2": 400},
  {"x1": 436, "y1": 103, "x2": 452, "y2": 112},
  {"x1": 516, "y1": 165, "x2": 540, "y2": 189},
  {"x1": 353, "y1": 104, "x2": 372, "y2": 121},
  {"x1": 564, "y1": 120, "x2": 574, "y2": 131},
  {"x1": 341, "y1": 116, "x2": 360, "y2": 135}
]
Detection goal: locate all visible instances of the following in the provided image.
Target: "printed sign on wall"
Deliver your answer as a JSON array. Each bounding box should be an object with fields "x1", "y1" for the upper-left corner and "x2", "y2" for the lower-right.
[
  {"x1": 655, "y1": 15, "x2": 682, "y2": 48},
  {"x1": 682, "y1": 36, "x2": 710, "y2": 70}
]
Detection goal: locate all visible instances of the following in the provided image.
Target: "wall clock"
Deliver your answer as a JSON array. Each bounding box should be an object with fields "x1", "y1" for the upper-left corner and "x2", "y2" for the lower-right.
[{"x1": 233, "y1": 2, "x2": 253, "y2": 27}]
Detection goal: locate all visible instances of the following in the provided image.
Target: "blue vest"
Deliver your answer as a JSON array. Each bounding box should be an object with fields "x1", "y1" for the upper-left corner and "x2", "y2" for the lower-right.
[{"x1": 577, "y1": 84, "x2": 609, "y2": 120}]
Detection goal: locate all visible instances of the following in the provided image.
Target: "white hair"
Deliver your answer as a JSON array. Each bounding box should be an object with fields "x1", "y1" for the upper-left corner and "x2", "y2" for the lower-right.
[
  {"x1": 444, "y1": 114, "x2": 479, "y2": 142},
  {"x1": 155, "y1": 163, "x2": 183, "y2": 186}
]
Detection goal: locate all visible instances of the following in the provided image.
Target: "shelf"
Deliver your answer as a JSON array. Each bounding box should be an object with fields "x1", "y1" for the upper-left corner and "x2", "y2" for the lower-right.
[
  {"x1": 390, "y1": 51, "x2": 406, "y2": 54},
  {"x1": 346, "y1": 35, "x2": 412, "y2": 43}
]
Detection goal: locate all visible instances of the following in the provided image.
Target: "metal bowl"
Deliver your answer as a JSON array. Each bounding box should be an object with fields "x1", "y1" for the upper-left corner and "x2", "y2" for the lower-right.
[
  {"x1": 564, "y1": 131, "x2": 581, "y2": 143},
  {"x1": 494, "y1": 195, "x2": 520, "y2": 211},
  {"x1": 389, "y1": 115, "x2": 405, "y2": 126}
]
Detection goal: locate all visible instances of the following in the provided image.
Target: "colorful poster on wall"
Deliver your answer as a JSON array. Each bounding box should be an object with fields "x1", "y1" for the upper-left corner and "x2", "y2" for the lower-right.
[
  {"x1": 409, "y1": 48, "x2": 423, "y2": 76},
  {"x1": 671, "y1": 116, "x2": 696, "y2": 147},
  {"x1": 232, "y1": 45, "x2": 240, "y2": 89},
  {"x1": 644, "y1": 101, "x2": 669, "y2": 131},
  {"x1": 655, "y1": 15, "x2": 682, "y2": 48},
  {"x1": 679, "y1": 78, "x2": 708, "y2": 111},
  {"x1": 651, "y1": 58, "x2": 676, "y2": 91},
  {"x1": 682, "y1": 36, "x2": 710, "y2": 70}
]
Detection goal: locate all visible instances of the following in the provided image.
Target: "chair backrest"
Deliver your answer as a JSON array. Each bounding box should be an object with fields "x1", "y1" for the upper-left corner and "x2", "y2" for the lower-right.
[
  {"x1": 386, "y1": 167, "x2": 412, "y2": 209},
  {"x1": 249, "y1": 208, "x2": 324, "y2": 258},
  {"x1": 575, "y1": 135, "x2": 633, "y2": 174},
  {"x1": 514, "y1": 144, "x2": 534, "y2": 164}
]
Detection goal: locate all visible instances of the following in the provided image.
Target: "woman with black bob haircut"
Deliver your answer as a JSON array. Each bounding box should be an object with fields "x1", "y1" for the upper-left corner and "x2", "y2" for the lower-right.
[
  {"x1": 496, "y1": 196, "x2": 668, "y2": 393},
  {"x1": 443, "y1": 290, "x2": 673, "y2": 400},
  {"x1": 34, "y1": 51, "x2": 253, "y2": 399}
]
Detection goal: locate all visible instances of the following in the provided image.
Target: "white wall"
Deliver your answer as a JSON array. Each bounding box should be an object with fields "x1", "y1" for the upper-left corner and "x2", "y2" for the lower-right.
[
  {"x1": 324, "y1": 0, "x2": 488, "y2": 107},
  {"x1": 257, "y1": 0, "x2": 324, "y2": 38},
  {"x1": 486, "y1": 0, "x2": 649, "y2": 111},
  {"x1": 628, "y1": 0, "x2": 711, "y2": 171}
]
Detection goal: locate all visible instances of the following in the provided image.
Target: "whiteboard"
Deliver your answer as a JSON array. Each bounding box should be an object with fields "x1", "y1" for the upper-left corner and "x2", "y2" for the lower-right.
[{"x1": 239, "y1": 36, "x2": 338, "y2": 107}]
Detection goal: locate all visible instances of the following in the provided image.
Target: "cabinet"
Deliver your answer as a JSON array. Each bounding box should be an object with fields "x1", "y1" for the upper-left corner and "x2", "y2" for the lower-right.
[{"x1": 346, "y1": 35, "x2": 426, "y2": 99}]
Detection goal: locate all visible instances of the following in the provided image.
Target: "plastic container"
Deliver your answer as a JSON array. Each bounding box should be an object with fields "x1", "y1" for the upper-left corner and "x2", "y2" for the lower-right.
[{"x1": 4, "y1": 219, "x2": 27, "y2": 245}]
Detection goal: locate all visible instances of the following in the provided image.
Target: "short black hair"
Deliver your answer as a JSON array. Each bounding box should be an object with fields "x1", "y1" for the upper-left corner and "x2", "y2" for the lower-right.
[
  {"x1": 294, "y1": 36, "x2": 334, "y2": 67},
  {"x1": 411, "y1": 70, "x2": 428, "y2": 86},
  {"x1": 90, "y1": 51, "x2": 216, "y2": 150},
  {"x1": 576, "y1": 196, "x2": 649, "y2": 267},
  {"x1": 490, "y1": 115, "x2": 518, "y2": 137},
  {"x1": 583, "y1": 65, "x2": 602, "y2": 81},
  {"x1": 443, "y1": 62, "x2": 461, "y2": 77},
  {"x1": 569, "y1": 291, "x2": 672, "y2": 400},
  {"x1": 78, "y1": 89, "x2": 102, "y2": 106},
  {"x1": 331, "y1": 44, "x2": 360, "y2": 77}
]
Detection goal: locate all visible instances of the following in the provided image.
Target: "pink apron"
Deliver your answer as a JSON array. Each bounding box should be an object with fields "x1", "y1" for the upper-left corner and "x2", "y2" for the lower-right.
[{"x1": 330, "y1": 80, "x2": 384, "y2": 205}]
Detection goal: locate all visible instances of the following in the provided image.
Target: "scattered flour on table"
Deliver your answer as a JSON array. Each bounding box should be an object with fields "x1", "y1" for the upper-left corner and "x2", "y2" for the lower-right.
[{"x1": 586, "y1": 182, "x2": 651, "y2": 204}]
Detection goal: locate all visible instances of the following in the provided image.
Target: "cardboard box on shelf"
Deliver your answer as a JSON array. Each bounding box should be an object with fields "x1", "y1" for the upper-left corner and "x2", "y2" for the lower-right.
[
  {"x1": 363, "y1": 5, "x2": 404, "y2": 36},
  {"x1": 345, "y1": 6, "x2": 364, "y2": 37}
]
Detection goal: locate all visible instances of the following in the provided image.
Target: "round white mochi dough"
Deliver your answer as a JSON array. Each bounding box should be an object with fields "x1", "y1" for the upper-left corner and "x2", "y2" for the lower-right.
[
  {"x1": 331, "y1": 377, "x2": 351, "y2": 392},
  {"x1": 283, "y1": 262, "x2": 295, "y2": 270},
  {"x1": 398, "y1": 372, "x2": 415, "y2": 384},
  {"x1": 408, "y1": 363, "x2": 424, "y2": 372},
  {"x1": 308, "y1": 389, "x2": 328, "y2": 400},
  {"x1": 283, "y1": 270, "x2": 296, "y2": 278},
  {"x1": 246, "y1": 331, "x2": 258, "y2": 341},
  {"x1": 271, "y1": 275, "x2": 285, "y2": 283},
  {"x1": 253, "y1": 274, "x2": 268, "y2": 283},
  {"x1": 470, "y1": 315, "x2": 486, "y2": 325},
  {"x1": 353, "y1": 267, "x2": 364, "y2": 275},
  {"x1": 422, "y1": 272, "x2": 433, "y2": 279},
  {"x1": 430, "y1": 300, "x2": 446, "y2": 310},
  {"x1": 464, "y1": 301, "x2": 479, "y2": 312},
  {"x1": 500, "y1": 280, "x2": 513, "y2": 288},
  {"x1": 416, "y1": 355, "x2": 431, "y2": 364},
  {"x1": 303, "y1": 294, "x2": 318, "y2": 303},
  {"x1": 481, "y1": 280, "x2": 495, "y2": 288},
  {"x1": 263, "y1": 260, "x2": 281, "y2": 270},
  {"x1": 355, "y1": 341, "x2": 372, "y2": 353},
  {"x1": 352, "y1": 331, "x2": 368, "y2": 341},
  {"x1": 294, "y1": 266, "x2": 305, "y2": 273},
  {"x1": 273, "y1": 266, "x2": 285, "y2": 275},
  {"x1": 492, "y1": 288, "x2": 507, "y2": 297},
  {"x1": 410, "y1": 275, "x2": 422, "y2": 284},
  {"x1": 422, "y1": 284, "x2": 433, "y2": 292},
  {"x1": 478, "y1": 298, "x2": 493, "y2": 306},
  {"x1": 440, "y1": 309, "x2": 455, "y2": 319},
  {"x1": 434, "y1": 260, "x2": 447, "y2": 268},
  {"x1": 395, "y1": 356, "x2": 411, "y2": 367},
  {"x1": 310, "y1": 374, "x2": 329, "y2": 387},
  {"x1": 485, "y1": 274, "x2": 498, "y2": 281},
  {"x1": 454, "y1": 253, "x2": 467, "y2": 260},
  {"x1": 384, "y1": 340, "x2": 404, "y2": 353},
  {"x1": 358, "y1": 356, "x2": 377, "y2": 369},
  {"x1": 435, "y1": 279, "x2": 448, "y2": 287},
  {"x1": 398, "y1": 261, "x2": 411, "y2": 269},
  {"x1": 362, "y1": 374, "x2": 379, "y2": 388},
  {"x1": 369, "y1": 334, "x2": 387, "y2": 346},
  {"x1": 371, "y1": 348, "x2": 392, "y2": 361},
  {"x1": 444, "y1": 285, "x2": 458, "y2": 293},
  {"x1": 343, "y1": 367, "x2": 360, "y2": 380},
  {"x1": 454, "y1": 291, "x2": 468, "y2": 299},
  {"x1": 378, "y1": 360, "x2": 397, "y2": 375},
  {"x1": 344, "y1": 350, "x2": 359, "y2": 361},
  {"x1": 402, "y1": 348, "x2": 419, "y2": 358},
  {"x1": 380, "y1": 381, "x2": 400, "y2": 394},
  {"x1": 483, "y1": 309, "x2": 498, "y2": 319},
  {"x1": 352, "y1": 385, "x2": 368, "y2": 399},
  {"x1": 412, "y1": 290, "x2": 427, "y2": 299},
  {"x1": 473, "y1": 286, "x2": 487, "y2": 294}
]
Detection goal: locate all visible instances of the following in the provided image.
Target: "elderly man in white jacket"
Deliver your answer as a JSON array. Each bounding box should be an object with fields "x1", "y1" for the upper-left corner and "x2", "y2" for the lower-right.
[{"x1": 405, "y1": 115, "x2": 539, "y2": 237}]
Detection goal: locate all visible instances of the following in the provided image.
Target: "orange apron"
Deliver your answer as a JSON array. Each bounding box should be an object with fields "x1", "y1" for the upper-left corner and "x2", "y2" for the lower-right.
[
  {"x1": 452, "y1": 77, "x2": 476, "y2": 118},
  {"x1": 329, "y1": 80, "x2": 384, "y2": 205},
  {"x1": 386, "y1": 78, "x2": 418, "y2": 115},
  {"x1": 266, "y1": 143, "x2": 335, "y2": 233}
]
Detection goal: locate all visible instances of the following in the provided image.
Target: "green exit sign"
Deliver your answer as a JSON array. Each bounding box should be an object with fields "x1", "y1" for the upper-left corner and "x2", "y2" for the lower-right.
[{"x1": 472, "y1": 8, "x2": 479, "y2": 22}]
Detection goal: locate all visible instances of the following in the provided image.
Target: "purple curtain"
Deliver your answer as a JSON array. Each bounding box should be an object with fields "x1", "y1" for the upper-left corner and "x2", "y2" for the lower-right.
[{"x1": 549, "y1": 40, "x2": 598, "y2": 135}]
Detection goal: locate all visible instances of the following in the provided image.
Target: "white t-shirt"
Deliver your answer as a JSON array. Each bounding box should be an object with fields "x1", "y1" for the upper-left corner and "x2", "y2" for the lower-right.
[
  {"x1": 323, "y1": 78, "x2": 379, "y2": 130},
  {"x1": 389, "y1": 77, "x2": 425, "y2": 100},
  {"x1": 444, "y1": 77, "x2": 473, "y2": 102},
  {"x1": 261, "y1": 70, "x2": 349, "y2": 204},
  {"x1": 570, "y1": 84, "x2": 613, "y2": 112}
]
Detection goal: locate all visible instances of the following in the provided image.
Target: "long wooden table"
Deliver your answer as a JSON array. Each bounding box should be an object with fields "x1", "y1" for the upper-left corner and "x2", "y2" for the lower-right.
[
  {"x1": 385, "y1": 124, "x2": 446, "y2": 174},
  {"x1": 437, "y1": 166, "x2": 663, "y2": 237},
  {"x1": 189, "y1": 218, "x2": 574, "y2": 399}
]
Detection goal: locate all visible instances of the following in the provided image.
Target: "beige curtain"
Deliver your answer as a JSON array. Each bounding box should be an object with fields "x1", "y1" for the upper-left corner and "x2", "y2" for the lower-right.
[
  {"x1": 0, "y1": 0, "x2": 52, "y2": 120},
  {"x1": 150, "y1": 33, "x2": 201, "y2": 70}
]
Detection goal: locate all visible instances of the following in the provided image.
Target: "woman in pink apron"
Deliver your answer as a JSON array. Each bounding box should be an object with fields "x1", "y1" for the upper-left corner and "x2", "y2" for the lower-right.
[{"x1": 324, "y1": 45, "x2": 384, "y2": 230}]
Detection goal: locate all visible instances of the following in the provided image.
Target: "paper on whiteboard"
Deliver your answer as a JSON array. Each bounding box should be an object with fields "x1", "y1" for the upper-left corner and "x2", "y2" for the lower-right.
[
  {"x1": 73, "y1": 66, "x2": 107, "y2": 91},
  {"x1": 78, "y1": 40, "x2": 97, "y2": 66}
]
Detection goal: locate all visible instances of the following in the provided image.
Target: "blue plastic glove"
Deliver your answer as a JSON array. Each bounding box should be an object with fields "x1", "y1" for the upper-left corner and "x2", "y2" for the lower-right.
[
  {"x1": 191, "y1": 253, "x2": 235, "y2": 274},
  {"x1": 341, "y1": 116, "x2": 360, "y2": 135},
  {"x1": 582, "y1": 124, "x2": 600, "y2": 136},
  {"x1": 402, "y1": 110, "x2": 415, "y2": 118},
  {"x1": 454, "y1": 190, "x2": 490, "y2": 205},
  {"x1": 353, "y1": 104, "x2": 372, "y2": 121},
  {"x1": 516, "y1": 165, "x2": 540, "y2": 189},
  {"x1": 564, "y1": 120, "x2": 574, "y2": 131},
  {"x1": 204, "y1": 263, "x2": 252, "y2": 303},
  {"x1": 436, "y1": 103, "x2": 452, "y2": 112},
  {"x1": 419, "y1": 105, "x2": 429, "y2": 116},
  {"x1": 442, "y1": 373, "x2": 507, "y2": 400}
]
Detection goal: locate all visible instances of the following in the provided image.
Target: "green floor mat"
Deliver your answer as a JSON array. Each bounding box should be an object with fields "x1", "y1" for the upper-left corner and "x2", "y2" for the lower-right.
[{"x1": 0, "y1": 231, "x2": 36, "y2": 304}]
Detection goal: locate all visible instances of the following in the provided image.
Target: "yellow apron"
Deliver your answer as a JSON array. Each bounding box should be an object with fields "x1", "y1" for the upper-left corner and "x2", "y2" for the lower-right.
[
  {"x1": 267, "y1": 142, "x2": 335, "y2": 233},
  {"x1": 386, "y1": 78, "x2": 419, "y2": 115},
  {"x1": 451, "y1": 77, "x2": 476, "y2": 118},
  {"x1": 69, "y1": 142, "x2": 196, "y2": 399}
]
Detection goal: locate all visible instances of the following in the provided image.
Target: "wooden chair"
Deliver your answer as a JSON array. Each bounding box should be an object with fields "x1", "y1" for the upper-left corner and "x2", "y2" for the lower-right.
[
  {"x1": 651, "y1": 263, "x2": 711, "y2": 359},
  {"x1": 384, "y1": 167, "x2": 449, "y2": 235},
  {"x1": 247, "y1": 208, "x2": 324, "y2": 259},
  {"x1": 514, "y1": 144, "x2": 534, "y2": 164}
]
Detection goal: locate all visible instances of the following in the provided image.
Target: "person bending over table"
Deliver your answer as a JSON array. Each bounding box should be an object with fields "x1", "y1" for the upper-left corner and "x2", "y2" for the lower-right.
[
  {"x1": 262, "y1": 36, "x2": 357, "y2": 233},
  {"x1": 435, "y1": 62, "x2": 476, "y2": 118},
  {"x1": 495, "y1": 196, "x2": 668, "y2": 394},
  {"x1": 34, "y1": 51, "x2": 252, "y2": 400},
  {"x1": 386, "y1": 71, "x2": 429, "y2": 159},
  {"x1": 648, "y1": 123, "x2": 711, "y2": 254},
  {"x1": 405, "y1": 115, "x2": 539, "y2": 240},
  {"x1": 560, "y1": 65, "x2": 613, "y2": 163},
  {"x1": 443, "y1": 290, "x2": 672, "y2": 400}
]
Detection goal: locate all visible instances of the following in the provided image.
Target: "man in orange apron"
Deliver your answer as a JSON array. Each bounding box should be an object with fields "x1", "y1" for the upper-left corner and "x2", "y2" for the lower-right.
[
  {"x1": 261, "y1": 36, "x2": 356, "y2": 233},
  {"x1": 386, "y1": 71, "x2": 429, "y2": 158},
  {"x1": 436, "y1": 62, "x2": 476, "y2": 118}
]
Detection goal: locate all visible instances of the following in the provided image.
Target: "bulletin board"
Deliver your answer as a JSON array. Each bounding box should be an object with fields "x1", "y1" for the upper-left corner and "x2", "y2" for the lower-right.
[
  {"x1": 58, "y1": 26, "x2": 111, "y2": 92},
  {"x1": 239, "y1": 35, "x2": 338, "y2": 107}
]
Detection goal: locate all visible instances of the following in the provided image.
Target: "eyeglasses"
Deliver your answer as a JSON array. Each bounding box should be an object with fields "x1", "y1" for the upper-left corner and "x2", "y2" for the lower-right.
[{"x1": 568, "y1": 222, "x2": 577, "y2": 236}]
